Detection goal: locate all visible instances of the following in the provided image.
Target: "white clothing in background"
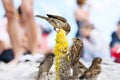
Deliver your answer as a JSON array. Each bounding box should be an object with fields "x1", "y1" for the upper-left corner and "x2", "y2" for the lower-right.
[
  {"x1": 0, "y1": 18, "x2": 11, "y2": 48},
  {"x1": 82, "y1": 30, "x2": 112, "y2": 61}
]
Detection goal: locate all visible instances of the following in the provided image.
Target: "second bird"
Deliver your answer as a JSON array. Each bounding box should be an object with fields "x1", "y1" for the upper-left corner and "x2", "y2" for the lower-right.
[
  {"x1": 80, "y1": 57, "x2": 102, "y2": 80},
  {"x1": 37, "y1": 53, "x2": 55, "y2": 80}
]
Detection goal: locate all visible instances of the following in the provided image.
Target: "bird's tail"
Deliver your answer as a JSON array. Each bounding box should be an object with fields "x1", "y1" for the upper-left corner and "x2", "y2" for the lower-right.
[
  {"x1": 37, "y1": 70, "x2": 42, "y2": 80},
  {"x1": 35, "y1": 15, "x2": 49, "y2": 21}
]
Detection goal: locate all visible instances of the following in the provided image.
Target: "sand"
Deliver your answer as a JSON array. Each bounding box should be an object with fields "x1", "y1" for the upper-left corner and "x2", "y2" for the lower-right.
[{"x1": 0, "y1": 61, "x2": 120, "y2": 80}]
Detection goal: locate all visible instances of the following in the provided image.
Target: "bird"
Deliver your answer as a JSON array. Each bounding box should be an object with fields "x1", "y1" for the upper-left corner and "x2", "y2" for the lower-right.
[
  {"x1": 80, "y1": 57, "x2": 102, "y2": 80},
  {"x1": 59, "y1": 55, "x2": 85, "y2": 80},
  {"x1": 35, "y1": 14, "x2": 71, "y2": 35},
  {"x1": 69, "y1": 38, "x2": 83, "y2": 67},
  {"x1": 37, "y1": 53, "x2": 55, "y2": 80},
  {"x1": 68, "y1": 38, "x2": 84, "y2": 77},
  {"x1": 73, "y1": 61, "x2": 88, "y2": 77}
]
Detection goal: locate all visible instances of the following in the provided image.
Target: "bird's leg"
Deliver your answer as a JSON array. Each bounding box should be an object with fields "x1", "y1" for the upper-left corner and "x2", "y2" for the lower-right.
[
  {"x1": 37, "y1": 71, "x2": 41, "y2": 80},
  {"x1": 47, "y1": 72, "x2": 50, "y2": 80}
]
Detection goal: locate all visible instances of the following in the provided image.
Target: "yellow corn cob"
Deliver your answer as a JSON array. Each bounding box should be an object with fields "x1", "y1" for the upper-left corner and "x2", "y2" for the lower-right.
[{"x1": 54, "y1": 29, "x2": 69, "y2": 80}]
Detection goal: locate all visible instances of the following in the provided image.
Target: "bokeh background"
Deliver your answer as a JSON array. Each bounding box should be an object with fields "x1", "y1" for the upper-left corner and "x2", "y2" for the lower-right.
[
  {"x1": 0, "y1": 1, "x2": 120, "y2": 80},
  {"x1": 0, "y1": 0, "x2": 120, "y2": 44}
]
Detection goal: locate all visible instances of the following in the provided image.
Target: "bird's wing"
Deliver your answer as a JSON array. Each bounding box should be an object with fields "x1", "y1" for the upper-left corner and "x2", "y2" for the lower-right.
[
  {"x1": 93, "y1": 69, "x2": 101, "y2": 74},
  {"x1": 75, "y1": 47, "x2": 83, "y2": 63},
  {"x1": 73, "y1": 44, "x2": 79, "y2": 64},
  {"x1": 35, "y1": 15, "x2": 49, "y2": 21},
  {"x1": 78, "y1": 61, "x2": 88, "y2": 70},
  {"x1": 38, "y1": 58, "x2": 46, "y2": 68},
  {"x1": 47, "y1": 14, "x2": 67, "y2": 22}
]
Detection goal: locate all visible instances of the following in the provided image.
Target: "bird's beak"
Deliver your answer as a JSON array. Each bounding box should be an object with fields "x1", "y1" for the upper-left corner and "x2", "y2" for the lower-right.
[{"x1": 35, "y1": 15, "x2": 49, "y2": 21}]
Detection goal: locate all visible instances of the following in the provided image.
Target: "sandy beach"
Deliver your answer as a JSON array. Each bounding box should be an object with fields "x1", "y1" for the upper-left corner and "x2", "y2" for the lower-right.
[{"x1": 0, "y1": 61, "x2": 120, "y2": 80}]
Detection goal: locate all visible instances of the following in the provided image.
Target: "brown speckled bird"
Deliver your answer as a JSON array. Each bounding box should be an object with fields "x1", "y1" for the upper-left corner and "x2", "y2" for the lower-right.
[
  {"x1": 69, "y1": 38, "x2": 83, "y2": 66},
  {"x1": 37, "y1": 53, "x2": 55, "y2": 80},
  {"x1": 80, "y1": 57, "x2": 102, "y2": 80},
  {"x1": 68, "y1": 38, "x2": 84, "y2": 77},
  {"x1": 35, "y1": 14, "x2": 71, "y2": 35},
  {"x1": 73, "y1": 61, "x2": 88, "y2": 77}
]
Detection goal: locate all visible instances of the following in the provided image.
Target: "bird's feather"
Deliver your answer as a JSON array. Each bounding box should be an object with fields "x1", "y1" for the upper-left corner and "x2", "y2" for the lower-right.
[{"x1": 47, "y1": 14, "x2": 67, "y2": 22}]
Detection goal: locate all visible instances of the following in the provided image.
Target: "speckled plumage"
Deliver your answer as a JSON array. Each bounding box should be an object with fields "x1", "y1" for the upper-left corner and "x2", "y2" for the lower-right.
[
  {"x1": 37, "y1": 53, "x2": 55, "y2": 80},
  {"x1": 35, "y1": 14, "x2": 71, "y2": 35},
  {"x1": 69, "y1": 38, "x2": 83, "y2": 67},
  {"x1": 80, "y1": 57, "x2": 102, "y2": 80},
  {"x1": 73, "y1": 61, "x2": 88, "y2": 76},
  {"x1": 68, "y1": 38, "x2": 84, "y2": 76}
]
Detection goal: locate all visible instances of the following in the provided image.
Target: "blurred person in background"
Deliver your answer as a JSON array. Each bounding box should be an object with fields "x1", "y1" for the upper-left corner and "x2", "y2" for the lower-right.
[
  {"x1": 16, "y1": 6, "x2": 53, "y2": 62},
  {"x1": 79, "y1": 23, "x2": 112, "y2": 62},
  {"x1": 74, "y1": 0, "x2": 91, "y2": 37},
  {"x1": 110, "y1": 20, "x2": 120, "y2": 63},
  {"x1": 38, "y1": 24, "x2": 52, "y2": 54},
  {"x1": 0, "y1": 15, "x2": 14, "y2": 63},
  {"x1": 0, "y1": 5, "x2": 53, "y2": 63},
  {"x1": 0, "y1": 6, "x2": 33, "y2": 63},
  {"x1": 1, "y1": 0, "x2": 51, "y2": 64},
  {"x1": 110, "y1": 20, "x2": 120, "y2": 48}
]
